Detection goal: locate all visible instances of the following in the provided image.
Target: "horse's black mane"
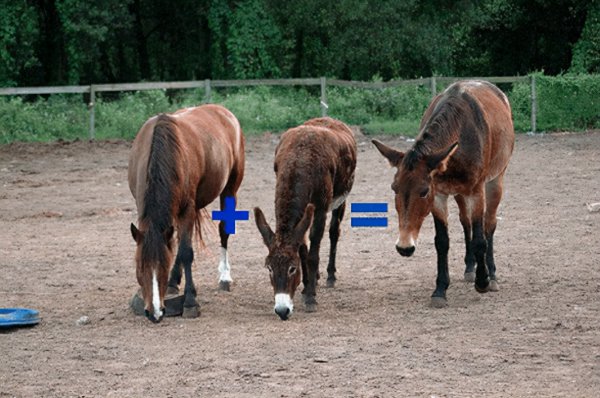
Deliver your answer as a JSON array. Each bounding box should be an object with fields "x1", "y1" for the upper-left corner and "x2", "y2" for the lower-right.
[{"x1": 141, "y1": 114, "x2": 181, "y2": 265}]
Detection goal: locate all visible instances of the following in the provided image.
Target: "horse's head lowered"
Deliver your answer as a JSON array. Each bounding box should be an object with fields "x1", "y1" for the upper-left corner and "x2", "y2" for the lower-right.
[
  {"x1": 372, "y1": 140, "x2": 457, "y2": 257},
  {"x1": 253, "y1": 204, "x2": 314, "y2": 320},
  {"x1": 130, "y1": 222, "x2": 175, "y2": 323}
]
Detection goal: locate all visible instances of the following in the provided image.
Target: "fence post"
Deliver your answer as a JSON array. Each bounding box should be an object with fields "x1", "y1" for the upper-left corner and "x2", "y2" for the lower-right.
[
  {"x1": 430, "y1": 76, "x2": 437, "y2": 97},
  {"x1": 88, "y1": 85, "x2": 95, "y2": 140},
  {"x1": 204, "y1": 79, "x2": 211, "y2": 103},
  {"x1": 320, "y1": 76, "x2": 328, "y2": 117},
  {"x1": 530, "y1": 75, "x2": 537, "y2": 133}
]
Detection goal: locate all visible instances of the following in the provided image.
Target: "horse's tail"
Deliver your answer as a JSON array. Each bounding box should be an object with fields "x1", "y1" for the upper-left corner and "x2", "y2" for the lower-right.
[{"x1": 193, "y1": 208, "x2": 218, "y2": 253}]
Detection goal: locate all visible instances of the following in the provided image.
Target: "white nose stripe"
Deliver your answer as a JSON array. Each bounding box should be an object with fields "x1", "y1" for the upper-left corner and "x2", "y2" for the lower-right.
[
  {"x1": 274, "y1": 293, "x2": 293, "y2": 314},
  {"x1": 152, "y1": 271, "x2": 163, "y2": 319}
]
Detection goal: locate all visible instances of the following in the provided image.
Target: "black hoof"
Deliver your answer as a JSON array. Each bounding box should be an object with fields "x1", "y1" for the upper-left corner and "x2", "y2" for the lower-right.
[
  {"x1": 464, "y1": 271, "x2": 476, "y2": 282},
  {"x1": 326, "y1": 278, "x2": 336, "y2": 288},
  {"x1": 475, "y1": 279, "x2": 490, "y2": 293},
  {"x1": 219, "y1": 281, "x2": 231, "y2": 292},
  {"x1": 182, "y1": 304, "x2": 200, "y2": 318},
  {"x1": 304, "y1": 295, "x2": 317, "y2": 312}
]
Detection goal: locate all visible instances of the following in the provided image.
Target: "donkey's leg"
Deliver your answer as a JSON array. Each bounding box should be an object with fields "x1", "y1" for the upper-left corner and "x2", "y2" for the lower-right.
[
  {"x1": 484, "y1": 175, "x2": 505, "y2": 292},
  {"x1": 299, "y1": 243, "x2": 308, "y2": 294},
  {"x1": 326, "y1": 201, "x2": 346, "y2": 288},
  {"x1": 469, "y1": 188, "x2": 490, "y2": 293},
  {"x1": 304, "y1": 210, "x2": 326, "y2": 312},
  {"x1": 455, "y1": 195, "x2": 476, "y2": 282},
  {"x1": 431, "y1": 195, "x2": 451, "y2": 307}
]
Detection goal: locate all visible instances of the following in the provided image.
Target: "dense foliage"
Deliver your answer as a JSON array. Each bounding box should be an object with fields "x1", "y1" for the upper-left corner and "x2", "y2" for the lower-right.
[{"x1": 0, "y1": 0, "x2": 596, "y2": 86}]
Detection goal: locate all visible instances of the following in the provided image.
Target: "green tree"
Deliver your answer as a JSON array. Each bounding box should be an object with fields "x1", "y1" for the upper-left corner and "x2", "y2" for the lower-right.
[
  {"x1": 0, "y1": 1, "x2": 39, "y2": 86},
  {"x1": 571, "y1": 1, "x2": 600, "y2": 73}
]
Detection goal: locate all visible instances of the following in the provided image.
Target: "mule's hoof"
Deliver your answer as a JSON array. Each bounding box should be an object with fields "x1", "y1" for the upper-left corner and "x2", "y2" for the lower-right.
[
  {"x1": 489, "y1": 279, "x2": 499, "y2": 292},
  {"x1": 166, "y1": 286, "x2": 179, "y2": 296},
  {"x1": 431, "y1": 296, "x2": 448, "y2": 308},
  {"x1": 326, "y1": 279, "x2": 336, "y2": 288},
  {"x1": 464, "y1": 271, "x2": 476, "y2": 282},
  {"x1": 182, "y1": 305, "x2": 200, "y2": 318},
  {"x1": 219, "y1": 281, "x2": 231, "y2": 292},
  {"x1": 474, "y1": 280, "x2": 490, "y2": 293}
]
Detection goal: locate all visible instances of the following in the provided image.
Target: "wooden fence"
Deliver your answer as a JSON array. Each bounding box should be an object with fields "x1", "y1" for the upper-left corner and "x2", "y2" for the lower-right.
[{"x1": 0, "y1": 76, "x2": 535, "y2": 139}]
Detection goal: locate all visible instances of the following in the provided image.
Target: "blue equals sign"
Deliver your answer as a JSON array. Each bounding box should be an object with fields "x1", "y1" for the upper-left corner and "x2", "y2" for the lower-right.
[{"x1": 350, "y1": 203, "x2": 388, "y2": 227}]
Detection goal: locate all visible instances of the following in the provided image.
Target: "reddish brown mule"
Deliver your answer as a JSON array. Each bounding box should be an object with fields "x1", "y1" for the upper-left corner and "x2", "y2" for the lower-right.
[
  {"x1": 254, "y1": 117, "x2": 357, "y2": 320},
  {"x1": 128, "y1": 104, "x2": 245, "y2": 322},
  {"x1": 373, "y1": 80, "x2": 514, "y2": 307}
]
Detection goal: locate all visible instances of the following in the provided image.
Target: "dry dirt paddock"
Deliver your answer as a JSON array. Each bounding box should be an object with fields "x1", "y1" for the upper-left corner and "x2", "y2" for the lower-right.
[{"x1": 1, "y1": 130, "x2": 599, "y2": 397}]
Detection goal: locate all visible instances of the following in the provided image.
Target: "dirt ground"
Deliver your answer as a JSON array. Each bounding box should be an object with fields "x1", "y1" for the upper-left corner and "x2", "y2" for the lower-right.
[{"x1": 1, "y1": 130, "x2": 599, "y2": 397}]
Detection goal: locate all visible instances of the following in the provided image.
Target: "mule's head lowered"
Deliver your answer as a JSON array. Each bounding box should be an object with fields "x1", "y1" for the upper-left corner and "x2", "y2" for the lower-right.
[
  {"x1": 130, "y1": 222, "x2": 175, "y2": 323},
  {"x1": 372, "y1": 140, "x2": 457, "y2": 257},
  {"x1": 253, "y1": 204, "x2": 314, "y2": 320}
]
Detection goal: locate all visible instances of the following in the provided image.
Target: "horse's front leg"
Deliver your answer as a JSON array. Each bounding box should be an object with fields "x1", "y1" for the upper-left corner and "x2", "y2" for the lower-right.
[
  {"x1": 431, "y1": 195, "x2": 450, "y2": 308},
  {"x1": 178, "y1": 216, "x2": 199, "y2": 318}
]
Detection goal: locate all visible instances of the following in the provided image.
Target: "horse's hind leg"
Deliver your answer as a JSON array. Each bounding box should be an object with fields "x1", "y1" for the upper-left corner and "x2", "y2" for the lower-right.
[
  {"x1": 455, "y1": 195, "x2": 476, "y2": 282},
  {"x1": 484, "y1": 175, "x2": 505, "y2": 292},
  {"x1": 326, "y1": 201, "x2": 346, "y2": 288},
  {"x1": 167, "y1": 261, "x2": 182, "y2": 296},
  {"x1": 217, "y1": 169, "x2": 243, "y2": 291},
  {"x1": 178, "y1": 214, "x2": 199, "y2": 318}
]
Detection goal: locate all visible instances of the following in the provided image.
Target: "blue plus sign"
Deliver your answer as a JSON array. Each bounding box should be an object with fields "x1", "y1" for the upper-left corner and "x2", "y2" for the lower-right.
[{"x1": 211, "y1": 196, "x2": 249, "y2": 234}]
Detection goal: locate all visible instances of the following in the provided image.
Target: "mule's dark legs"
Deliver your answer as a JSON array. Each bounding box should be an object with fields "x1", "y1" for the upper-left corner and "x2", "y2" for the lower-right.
[
  {"x1": 431, "y1": 195, "x2": 450, "y2": 307},
  {"x1": 326, "y1": 202, "x2": 346, "y2": 288},
  {"x1": 455, "y1": 195, "x2": 476, "y2": 282},
  {"x1": 304, "y1": 210, "x2": 326, "y2": 312}
]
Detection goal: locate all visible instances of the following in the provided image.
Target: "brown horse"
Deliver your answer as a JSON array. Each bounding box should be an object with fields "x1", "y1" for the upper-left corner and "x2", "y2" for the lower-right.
[
  {"x1": 128, "y1": 104, "x2": 245, "y2": 322},
  {"x1": 254, "y1": 117, "x2": 357, "y2": 320},
  {"x1": 372, "y1": 80, "x2": 514, "y2": 307}
]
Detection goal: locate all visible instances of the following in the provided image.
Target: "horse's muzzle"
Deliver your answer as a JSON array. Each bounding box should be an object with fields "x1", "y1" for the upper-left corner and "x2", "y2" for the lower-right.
[
  {"x1": 396, "y1": 245, "x2": 415, "y2": 257},
  {"x1": 145, "y1": 309, "x2": 165, "y2": 323}
]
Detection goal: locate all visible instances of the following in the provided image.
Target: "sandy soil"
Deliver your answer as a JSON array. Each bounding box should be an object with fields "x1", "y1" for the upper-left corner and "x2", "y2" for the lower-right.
[{"x1": 1, "y1": 130, "x2": 599, "y2": 397}]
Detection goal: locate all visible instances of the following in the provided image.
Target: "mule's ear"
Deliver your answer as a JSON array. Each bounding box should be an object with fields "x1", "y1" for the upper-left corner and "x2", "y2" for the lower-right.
[
  {"x1": 254, "y1": 207, "x2": 275, "y2": 248},
  {"x1": 293, "y1": 204, "x2": 315, "y2": 245},
  {"x1": 427, "y1": 142, "x2": 458, "y2": 175},
  {"x1": 372, "y1": 139, "x2": 405, "y2": 167},
  {"x1": 131, "y1": 223, "x2": 142, "y2": 243}
]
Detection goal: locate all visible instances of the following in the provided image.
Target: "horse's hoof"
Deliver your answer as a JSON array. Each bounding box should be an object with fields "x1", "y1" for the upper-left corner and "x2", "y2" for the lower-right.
[
  {"x1": 474, "y1": 280, "x2": 490, "y2": 293},
  {"x1": 464, "y1": 271, "x2": 476, "y2": 282},
  {"x1": 166, "y1": 286, "x2": 179, "y2": 295},
  {"x1": 326, "y1": 279, "x2": 336, "y2": 288},
  {"x1": 182, "y1": 305, "x2": 200, "y2": 318},
  {"x1": 218, "y1": 281, "x2": 231, "y2": 292},
  {"x1": 431, "y1": 296, "x2": 448, "y2": 308},
  {"x1": 489, "y1": 279, "x2": 499, "y2": 292}
]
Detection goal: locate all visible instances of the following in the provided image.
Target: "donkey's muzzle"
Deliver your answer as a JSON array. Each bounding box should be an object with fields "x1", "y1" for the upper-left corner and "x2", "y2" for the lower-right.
[{"x1": 396, "y1": 245, "x2": 415, "y2": 257}]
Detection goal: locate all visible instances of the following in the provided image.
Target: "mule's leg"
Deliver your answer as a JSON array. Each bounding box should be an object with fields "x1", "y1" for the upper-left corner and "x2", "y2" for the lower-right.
[
  {"x1": 304, "y1": 210, "x2": 327, "y2": 312},
  {"x1": 455, "y1": 195, "x2": 476, "y2": 282},
  {"x1": 431, "y1": 195, "x2": 450, "y2": 307},
  {"x1": 484, "y1": 175, "x2": 505, "y2": 292},
  {"x1": 326, "y1": 201, "x2": 346, "y2": 288},
  {"x1": 469, "y1": 189, "x2": 490, "y2": 293}
]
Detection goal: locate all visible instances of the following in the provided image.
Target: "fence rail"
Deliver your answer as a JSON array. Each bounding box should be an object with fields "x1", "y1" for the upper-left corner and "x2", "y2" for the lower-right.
[{"x1": 0, "y1": 76, "x2": 536, "y2": 139}]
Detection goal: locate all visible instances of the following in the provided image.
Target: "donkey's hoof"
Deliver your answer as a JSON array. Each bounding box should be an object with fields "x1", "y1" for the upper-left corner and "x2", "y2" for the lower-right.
[
  {"x1": 431, "y1": 296, "x2": 448, "y2": 308},
  {"x1": 305, "y1": 303, "x2": 317, "y2": 313},
  {"x1": 326, "y1": 278, "x2": 336, "y2": 288},
  {"x1": 218, "y1": 281, "x2": 231, "y2": 292},
  {"x1": 464, "y1": 271, "x2": 476, "y2": 282},
  {"x1": 182, "y1": 305, "x2": 200, "y2": 318},
  {"x1": 489, "y1": 279, "x2": 499, "y2": 292}
]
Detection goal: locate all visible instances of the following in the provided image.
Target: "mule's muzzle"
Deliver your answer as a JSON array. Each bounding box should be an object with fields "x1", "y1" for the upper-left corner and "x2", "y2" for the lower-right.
[
  {"x1": 145, "y1": 308, "x2": 165, "y2": 323},
  {"x1": 275, "y1": 306, "x2": 291, "y2": 321},
  {"x1": 396, "y1": 245, "x2": 415, "y2": 257}
]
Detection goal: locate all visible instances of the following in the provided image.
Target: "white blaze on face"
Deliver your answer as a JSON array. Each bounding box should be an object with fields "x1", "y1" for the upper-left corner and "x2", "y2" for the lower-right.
[
  {"x1": 274, "y1": 293, "x2": 294, "y2": 316},
  {"x1": 152, "y1": 270, "x2": 163, "y2": 320},
  {"x1": 218, "y1": 247, "x2": 233, "y2": 283}
]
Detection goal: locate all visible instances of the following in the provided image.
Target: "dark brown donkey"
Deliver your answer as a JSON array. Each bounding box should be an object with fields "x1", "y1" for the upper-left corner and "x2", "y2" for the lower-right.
[
  {"x1": 254, "y1": 117, "x2": 357, "y2": 320},
  {"x1": 129, "y1": 104, "x2": 245, "y2": 322},
  {"x1": 373, "y1": 80, "x2": 514, "y2": 307}
]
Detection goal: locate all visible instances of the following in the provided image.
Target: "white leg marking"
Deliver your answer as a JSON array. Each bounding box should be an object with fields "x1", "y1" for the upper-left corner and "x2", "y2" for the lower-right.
[
  {"x1": 218, "y1": 247, "x2": 233, "y2": 282},
  {"x1": 152, "y1": 271, "x2": 163, "y2": 320},
  {"x1": 274, "y1": 293, "x2": 294, "y2": 316}
]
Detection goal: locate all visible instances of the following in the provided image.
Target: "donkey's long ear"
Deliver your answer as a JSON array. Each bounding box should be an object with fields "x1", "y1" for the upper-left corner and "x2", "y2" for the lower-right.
[
  {"x1": 254, "y1": 207, "x2": 275, "y2": 248},
  {"x1": 131, "y1": 223, "x2": 142, "y2": 243},
  {"x1": 426, "y1": 142, "x2": 458, "y2": 175},
  {"x1": 372, "y1": 139, "x2": 405, "y2": 167},
  {"x1": 292, "y1": 204, "x2": 315, "y2": 246}
]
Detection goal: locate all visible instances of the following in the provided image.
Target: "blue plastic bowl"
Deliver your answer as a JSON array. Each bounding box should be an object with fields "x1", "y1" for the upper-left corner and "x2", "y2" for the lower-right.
[{"x1": 0, "y1": 308, "x2": 41, "y2": 328}]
